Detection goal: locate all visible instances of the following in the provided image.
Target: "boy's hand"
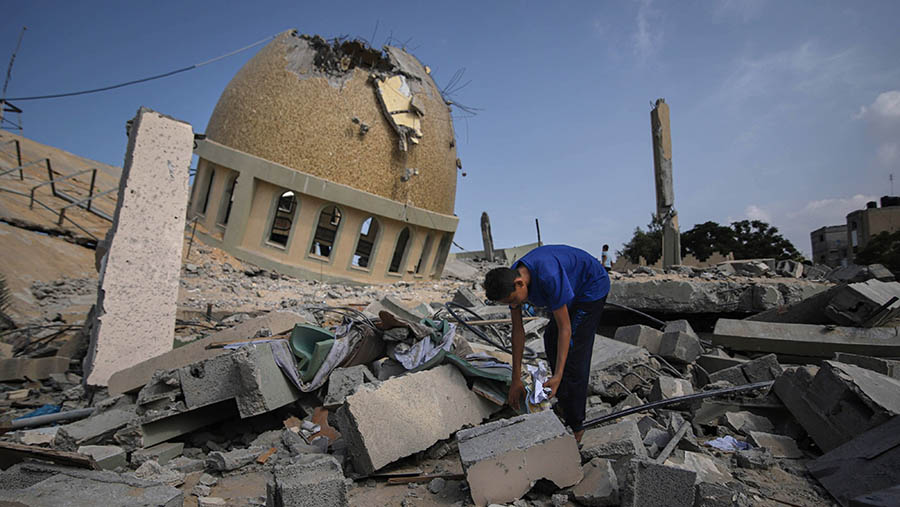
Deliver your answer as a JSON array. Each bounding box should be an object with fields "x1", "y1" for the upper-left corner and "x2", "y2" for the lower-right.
[
  {"x1": 544, "y1": 374, "x2": 562, "y2": 399},
  {"x1": 507, "y1": 378, "x2": 526, "y2": 410}
]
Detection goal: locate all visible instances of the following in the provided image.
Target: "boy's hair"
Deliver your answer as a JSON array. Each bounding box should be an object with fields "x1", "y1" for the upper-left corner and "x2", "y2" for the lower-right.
[
  {"x1": 484, "y1": 267, "x2": 519, "y2": 301},
  {"x1": 602, "y1": 244, "x2": 609, "y2": 250}
]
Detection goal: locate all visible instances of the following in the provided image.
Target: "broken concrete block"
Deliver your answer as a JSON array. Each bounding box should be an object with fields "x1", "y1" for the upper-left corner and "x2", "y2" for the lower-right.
[
  {"x1": 571, "y1": 457, "x2": 618, "y2": 506},
  {"x1": 664, "y1": 320, "x2": 698, "y2": 339},
  {"x1": 170, "y1": 456, "x2": 205, "y2": 473},
  {"x1": 451, "y1": 287, "x2": 482, "y2": 308},
  {"x1": 658, "y1": 331, "x2": 702, "y2": 364},
  {"x1": 735, "y1": 448, "x2": 774, "y2": 469},
  {"x1": 722, "y1": 411, "x2": 774, "y2": 435},
  {"x1": 131, "y1": 442, "x2": 184, "y2": 466},
  {"x1": 77, "y1": 445, "x2": 127, "y2": 470},
  {"x1": 834, "y1": 353, "x2": 900, "y2": 380},
  {"x1": 268, "y1": 454, "x2": 348, "y2": 507},
  {"x1": 808, "y1": 415, "x2": 900, "y2": 507},
  {"x1": 83, "y1": 108, "x2": 194, "y2": 386},
  {"x1": 648, "y1": 376, "x2": 693, "y2": 402},
  {"x1": 457, "y1": 410, "x2": 582, "y2": 507},
  {"x1": 707, "y1": 364, "x2": 749, "y2": 386},
  {"x1": 107, "y1": 312, "x2": 307, "y2": 395},
  {"x1": 54, "y1": 406, "x2": 135, "y2": 451},
  {"x1": 337, "y1": 364, "x2": 495, "y2": 475},
  {"x1": 642, "y1": 428, "x2": 670, "y2": 455},
  {"x1": 824, "y1": 280, "x2": 900, "y2": 327},
  {"x1": 132, "y1": 459, "x2": 185, "y2": 486},
  {"x1": 15, "y1": 426, "x2": 59, "y2": 446},
  {"x1": 206, "y1": 446, "x2": 265, "y2": 472},
  {"x1": 619, "y1": 459, "x2": 696, "y2": 507},
  {"x1": 613, "y1": 325, "x2": 664, "y2": 354},
  {"x1": 581, "y1": 419, "x2": 648, "y2": 462},
  {"x1": 713, "y1": 319, "x2": 900, "y2": 358},
  {"x1": 232, "y1": 343, "x2": 302, "y2": 419},
  {"x1": 697, "y1": 353, "x2": 747, "y2": 374},
  {"x1": 740, "y1": 353, "x2": 783, "y2": 383},
  {"x1": 0, "y1": 463, "x2": 182, "y2": 506},
  {"x1": 695, "y1": 482, "x2": 742, "y2": 507},
  {"x1": 442, "y1": 258, "x2": 479, "y2": 280},
  {"x1": 0, "y1": 356, "x2": 70, "y2": 382},
  {"x1": 669, "y1": 451, "x2": 732, "y2": 485},
  {"x1": 776, "y1": 260, "x2": 804, "y2": 278},
  {"x1": 636, "y1": 415, "x2": 665, "y2": 439},
  {"x1": 748, "y1": 431, "x2": 802, "y2": 458},
  {"x1": 179, "y1": 352, "x2": 238, "y2": 410},
  {"x1": 322, "y1": 365, "x2": 378, "y2": 408}
]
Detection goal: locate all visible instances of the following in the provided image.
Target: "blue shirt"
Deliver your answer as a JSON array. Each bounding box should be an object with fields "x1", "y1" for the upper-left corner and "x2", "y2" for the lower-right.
[{"x1": 512, "y1": 245, "x2": 610, "y2": 311}]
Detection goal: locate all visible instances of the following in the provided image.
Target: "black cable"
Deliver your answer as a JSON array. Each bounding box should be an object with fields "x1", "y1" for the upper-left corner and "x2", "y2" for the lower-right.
[
  {"x1": 4, "y1": 33, "x2": 278, "y2": 101},
  {"x1": 605, "y1": 301, "x2": 667, "y2": 329},
  {"x1": 444, "y1": 302, "x2": 537, "y2": 359}
]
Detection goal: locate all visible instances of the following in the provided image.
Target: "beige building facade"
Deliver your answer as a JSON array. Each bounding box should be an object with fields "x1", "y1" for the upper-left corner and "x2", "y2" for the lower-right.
[
  {"x1": 846, "y1": 196, "x2": 900, "y2": 260},
  {"x1": 189, "y1": 31, "x2": 460, "y2": 284}
]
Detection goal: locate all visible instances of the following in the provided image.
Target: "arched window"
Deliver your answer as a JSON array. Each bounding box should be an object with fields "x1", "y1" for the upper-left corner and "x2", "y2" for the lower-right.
[
  {"x1": 431, "y1": 233, "x2": 452, "y2": 276},
  {"x1": 310, "y1": 205, "x2": 342, "y2": 258},
  {"x1": 268, "y1": 191, "x2": 296, "y2": 246},
  {"x1": 389, "y1": 227, "x2": 410, "y2": 273},
  {"x1": 352, "y1": 217, "x2": 380, "y2": 268},
  {"x1": 415, "y1": 234, "x2": 434, "y2": 274}
]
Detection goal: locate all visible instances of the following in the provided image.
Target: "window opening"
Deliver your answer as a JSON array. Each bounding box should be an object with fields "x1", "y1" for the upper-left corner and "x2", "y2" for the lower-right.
[
  {"x1": 310, "y1": 205, "x2": 342, "y2": 258},
  {"x1": 352, "y1": 217, "x2": 379, "y2": 268},
  {"x1": 219, "y1": 176, "x2": 238, "y2": 225},
  {"x1": 389, "y1": 228, "x2": 410, "y2": 273},
  {"x1": 200, "y1": 169, "x2": 215, "y2": 215},
  {"x1": 416, "y1": 234, "x2": 434, "y2": 274},
  {"x1": 431, "y1": 234, "x2": 451, "y2": 276},
  {"x1": 268, "y1": 191, "x2": 296, "y2": 246}
]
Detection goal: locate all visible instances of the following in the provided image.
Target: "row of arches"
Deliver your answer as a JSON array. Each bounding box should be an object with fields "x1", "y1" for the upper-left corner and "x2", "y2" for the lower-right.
[{"x1": 266, "y1": 190, "x2": 443, "y2": 276}]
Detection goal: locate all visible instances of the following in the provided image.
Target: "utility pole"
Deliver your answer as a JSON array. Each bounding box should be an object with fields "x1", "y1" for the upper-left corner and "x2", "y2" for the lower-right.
[
  {"x1": 1, "y1": 27, "x2": 27, "y2": 128},
  {"x1": 650, "y1": 98, "x2": 682, "y2": 268}
]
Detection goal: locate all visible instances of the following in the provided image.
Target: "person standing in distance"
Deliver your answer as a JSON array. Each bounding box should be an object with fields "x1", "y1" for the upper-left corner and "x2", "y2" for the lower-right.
[{"x1": 483, "y1": 244, "x2": 610, "y2": 442}]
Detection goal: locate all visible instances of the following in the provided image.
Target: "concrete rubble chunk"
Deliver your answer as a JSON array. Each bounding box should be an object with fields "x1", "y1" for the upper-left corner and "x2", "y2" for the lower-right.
[
  {"x1": 457, "y1": 410, "x2": 583, "y2": 507},
  {"x1": 132, "y1": 459, "x2": 185, "y2": 486},
  {"x1": 77, "y1": 445, "x2": 126, "y2": 470},
  {"x1": 107, "y1": 312, "x2": 307, "y2": 395},
  {"x1": 619, "y1": 459, "x2": 696, "y2": 507},
  {"x1": 580, "y1": 419, "x2": 648, "y2": 461},
  {"x1": 808, "y1": 415, "x2": 900, "y2": 507},
  {"x1": 697, "y1": 354, "x2": 746, "y2": 374},
  {"x1": 834, "y1": 353, "x2": 900, "y2": 380},
  {"x1": 776, "y1": 260, "x2": 803, "y2": 278},
  {"x1": 667, "y1": 451, "x2": 732, "y2": 485},
  {"x1": 613, "y1": 325, "x2": 664, "y2": 354},
  {"x1": 775, "y1": 361, "x2": 900, "y2": 452},
  {"x1": 648, "y1": 375, "x2": 693, "y2": 402},
  {"x1": 83, "y1": 108, "x2": 194, "y2": 386},
  {"x1": 131, "y1": 442, "x2": 184, "y2": 466},
  {"x1": 658, "y1": 331, "x2": 702, "y2": 364},
  {"x1": 442, "y1": 258, "x2": 479, "y2": 280},
  {"x1": 337, "y1": 364, "x2": 495, "y2": 475},
  {"x1": 571, "y1": 457, "x2": 618, "y2": 506},
  {"x1": 198, "y1": 497, "x2": 227, "y2": 506},
  {"x1": 267, "y1": 454, "x2": 348, "y2": 507},
  {"x1": 15, "y1": 426, "x2": 59, "y2": 446},
  {"x1": 713, "y1": 319, "x2": 900, "y2": 358},
  {"x1": 740, "y1": 353, "x2": 782, "y2": 383},
  {"x1": 322, "y1": 365, "x2": 378, "y2": 408},
  {"x1": 722, "y1": 411, "x2": 774, "y2": 436},
  {"x1": 664, "y1": 320, "x2": 699, "y2": 339},
  {"x1": 363, "y1": 295, "x2": 422, "y2": 322},
  {"x1": 695, "y1": 482, "x2": 742, "y2": 507},
  {"x1": 824, "y1": 280, "x2": 900, "y2": 327},
  {"x1": 179, "y1": 352, "x2": 238, "y2": 410},
  {"x1": 0, "y1": 463, "x2": 183, "y2": 506},
  {"x1": 748, "y1": 431, "x2": 802, "y2": 458},
  {"x1": 54, "y1": 405, "x2": 135, "y2": 451},
  {"x1": 206, "y1": 446, "x2": 266, "y2": 472},
  {"x1": 232, "y1": 342, "x2": 302, "y2": 418},
  {"x1": 451, "y1": 287, "x2": 482, "y2": 308},
  {"x1": 0, "y1": 356, "x2": 70, "y2": 382}
]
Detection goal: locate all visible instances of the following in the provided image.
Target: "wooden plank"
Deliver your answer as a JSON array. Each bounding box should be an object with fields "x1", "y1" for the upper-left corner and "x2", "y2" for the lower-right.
[{"x1": 0, "y1": 441, "x2": 99, "y2": 470}]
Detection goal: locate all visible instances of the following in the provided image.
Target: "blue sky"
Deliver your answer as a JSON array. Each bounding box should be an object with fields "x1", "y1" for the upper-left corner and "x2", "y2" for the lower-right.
[{"x1": 3, "y1": 1, "x2": 899, "y2": 260}]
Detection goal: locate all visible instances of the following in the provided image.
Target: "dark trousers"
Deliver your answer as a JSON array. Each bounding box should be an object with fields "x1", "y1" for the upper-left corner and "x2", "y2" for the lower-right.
[{"x1": 543, "y1": 297, "x2": 606, "y2": 432}]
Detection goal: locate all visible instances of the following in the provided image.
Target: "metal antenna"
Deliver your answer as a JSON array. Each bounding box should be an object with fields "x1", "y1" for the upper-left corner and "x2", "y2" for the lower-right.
[{"x1": 2, "y1": 27, "x2": 27, "y2": 100}]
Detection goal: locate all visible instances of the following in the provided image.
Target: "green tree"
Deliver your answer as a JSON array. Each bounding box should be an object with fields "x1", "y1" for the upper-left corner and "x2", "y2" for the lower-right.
[
  {"x1": 855, "y1": 231, "x2": 900, "y2": 274},
  {"x1": 618, "y1": 215, "x2": 662, "y2": 264},
  {"x1": 680, "y1": 221, "x2": 736, "y2": 261},
  {"x1": 729, "y1": 220, "x2": 804, "y2": 261}
]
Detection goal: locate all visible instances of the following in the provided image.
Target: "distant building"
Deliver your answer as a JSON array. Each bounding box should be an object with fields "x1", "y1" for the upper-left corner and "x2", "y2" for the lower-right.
[
  {"x1": 846, "y1": 196, "x2": 900, "y2": 261},
  {"x1": 810, "y1": 225, "x2": 848, "y2": 267}
]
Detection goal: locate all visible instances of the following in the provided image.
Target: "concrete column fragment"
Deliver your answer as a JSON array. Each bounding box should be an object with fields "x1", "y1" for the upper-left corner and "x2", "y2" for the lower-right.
[
  {"x1": 337, "y1": 364, "x2": 495, "y2": 475},
  {"x1": 614, "y1": 325, "x2": 663, "y2": 354},
  {"x1": 457, "y1": 410, "x2": 583, "y2": 507},
  {"x1": 713, "y1": 319, "x2": 900, "y2": 358},
  {"x1": 84, "y1": 108, "x2": 194, "y2": 386}
]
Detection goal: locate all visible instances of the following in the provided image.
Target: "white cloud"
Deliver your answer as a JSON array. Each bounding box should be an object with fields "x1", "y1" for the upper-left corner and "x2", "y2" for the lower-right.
[
  {"x1": 632, "y1": 0, "x2": 662, "y2": 62},
  {"x1": 857, "y1": 90, "x2": 900, "y2": 165},
  {"x1": 744, "y1": 204, "x2": 771, "y2": 222}
]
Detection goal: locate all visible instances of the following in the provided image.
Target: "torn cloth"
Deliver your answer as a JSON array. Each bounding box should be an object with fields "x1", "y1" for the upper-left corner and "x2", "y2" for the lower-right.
[{"x1": 390, "y1": 319, "x2": 455, "y2": 370}]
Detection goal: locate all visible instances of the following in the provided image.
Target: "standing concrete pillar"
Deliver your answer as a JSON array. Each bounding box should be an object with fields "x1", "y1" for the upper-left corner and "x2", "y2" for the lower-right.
[
  {"x1": 481, "y1": 212, "x2": 495, "y2": 262},
  {"x1": 83, "y1": 108, "x2": 194, "y2": 386},
  {"x1": 651, "y1": 98, "x2": 681, "y2": 268}
]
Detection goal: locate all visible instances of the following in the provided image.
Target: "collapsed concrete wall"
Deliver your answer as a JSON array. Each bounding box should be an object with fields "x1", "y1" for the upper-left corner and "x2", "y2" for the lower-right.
[{"x1": 83, "y1": 108, "x2": 194, "y2": 386}]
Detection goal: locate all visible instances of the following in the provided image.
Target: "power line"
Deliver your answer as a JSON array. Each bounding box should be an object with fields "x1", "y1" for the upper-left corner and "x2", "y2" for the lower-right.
[{"x1": 4, "y1": 32, "x2": 279, "y2": 102}]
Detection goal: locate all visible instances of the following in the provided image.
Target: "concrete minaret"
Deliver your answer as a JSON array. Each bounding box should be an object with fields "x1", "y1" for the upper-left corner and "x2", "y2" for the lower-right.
[{"x1": 651, "y1": 98, "x2": 681, "y2": 268}]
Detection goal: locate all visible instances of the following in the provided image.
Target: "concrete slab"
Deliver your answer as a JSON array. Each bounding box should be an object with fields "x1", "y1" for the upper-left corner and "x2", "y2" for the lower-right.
[
  {"x1": 748, "y1": 431, "x2": 802, "y2": 458},
  {"x1": 322, "y1": 365, "x2": 378, "y2": 408},
  {"x1": 834, "y1": 353, "x2": 900, "y2": 380},
  {"x1": 131, "y1": 442, "x2": 184, "y2": 466},
  {"x1": 108, "y1": 311, "x2": 307, "y2": 395},
  {"x1": 457, "y1": 410, "x2": 582, "y2": 507},
  {"x1": 581, "y1": 419, "x2": 648, "y2": 461},
  {"x1": 54, "y1": 406, "x2": 135, "y2": 451},
  {"x1": 571, "y1": 457, "x2": 618, "y2": 506},
  {"x1": 658, "y1": 331, "x2": 701, "y2": 364},
  {"x1": 613, "y1": 325, "x2": 663, "y2": 354},
  {"x1": 0, "y1": 356, "x2": 70, "y2": 381},
  {"x1": 619, "y1": 459, "x2": 696, "y2": 507},
  {"x1": 232, "y1": 342, "x2": 302, "y2": 418},
  {"x1": 337, "y1": 364, "x2": 495, "y2": 475},
  {"x1": 713, "y1": 319, "x2": 900, "y2": 358},
  {"x1": 84, "y1": 108, "x2": 194, "y2": 386},
  {"x1": 825, "y1": 280, "x2": 900, "y2": 327},
  {"x1": 268, "y1": 454, "x2": 348, "y2": 507}
]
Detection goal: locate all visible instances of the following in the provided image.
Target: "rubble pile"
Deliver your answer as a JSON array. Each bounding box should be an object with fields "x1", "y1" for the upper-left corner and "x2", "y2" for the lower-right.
[{"x1": 2, "y1": 247, "x2": 900, "y2": 506}]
